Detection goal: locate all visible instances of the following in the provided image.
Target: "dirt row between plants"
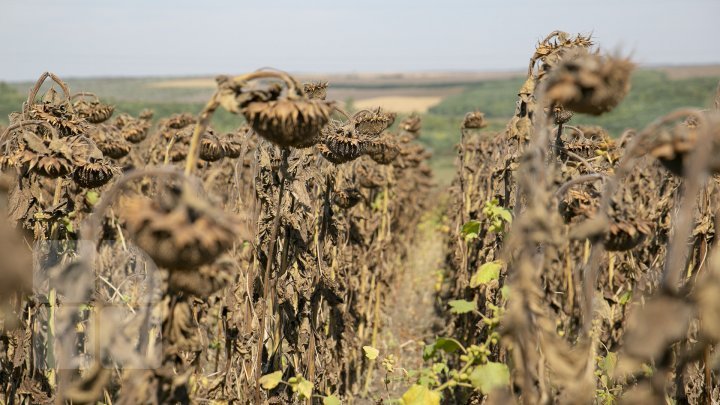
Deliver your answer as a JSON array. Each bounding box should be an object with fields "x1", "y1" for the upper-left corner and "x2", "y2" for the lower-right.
[{"x1": 364, "y1": 215, "x2": 446, "y2": 403}]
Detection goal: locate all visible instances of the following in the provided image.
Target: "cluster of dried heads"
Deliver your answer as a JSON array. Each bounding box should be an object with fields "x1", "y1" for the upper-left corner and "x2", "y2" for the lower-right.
[
  {"x1": 0, "y1": 69, "x2": 432, "y2": 404},
  {"x1": 4, "y1": 30, "x2": 718, "y2": 405},
  {"x1": 442, "y1": 31, "x2": 720, "y2": 404}
]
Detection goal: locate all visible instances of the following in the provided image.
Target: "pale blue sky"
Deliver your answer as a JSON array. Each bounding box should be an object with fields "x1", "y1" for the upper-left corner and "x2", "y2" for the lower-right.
[{"x1": 1, "y1": 0, "x2": 719, "y2": 81}]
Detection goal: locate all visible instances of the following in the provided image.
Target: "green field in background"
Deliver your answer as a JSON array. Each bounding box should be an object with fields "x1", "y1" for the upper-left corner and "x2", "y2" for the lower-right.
[{"x1": 2, "y1": 69, "x2": 718, "y2": 185}]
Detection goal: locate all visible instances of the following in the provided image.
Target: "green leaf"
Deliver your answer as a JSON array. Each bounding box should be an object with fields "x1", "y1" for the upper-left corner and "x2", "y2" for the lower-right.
[
  {"x1": 417, "y1": 367, "x2": 439, "y2": 387},
  {"x1": 469, "y1": 362, "x2": 510, "y2": 394},
  {"x1": 296, "y1": 380, "x2": 313, "y2": 399},
  {"x1": 488, "y1": 220, "x2": 504, "y2": 233},
  {"x1": 599, "y1": 352, "x2": 617, "y2": 374},
  {"x1": 363, "y1": 346, "x2": 379, "y2": 360},
  {"x1": 448, "y1": 299, "x2": 476, "y2": 314},
  {"x1": 470, "y1": 260, "x2": 503, "y2": 288},
  {"x1": 618, "y1": 290, "x2": 632, "y2": 305},
  {"x1": 497, "y1": 208, "x2": 512, "y2": 224},
  {"x1": 401, "y1": 384, "x2": 441, "y2": 405},
  {"x1": 433, "y1": 337, "x2": 465, "y2": 354},
  {"x1": 258, "y1": 371, "x2": 283, "y2": 390},
  {"x1": 431, "y1": 362, "x2": 449, "y2": 375},
  {"x1": 423, "y1": 343, "x2": 437, "y2": 361},
  {"x1": 500, "y1": 285, "x2": 511, "y2": 301},
  {"x1": 461, "y1": 220, "x2": 481, "y2": 236},
  {"x1": 288, "y1": 375, "x2": 313, "y2": 399},
  {"x1": 85, "y1": 191, "x2": 100, "y2": 206},
  {"x1": 323, "y1": 395, "x2": 341, "y2": 405}
]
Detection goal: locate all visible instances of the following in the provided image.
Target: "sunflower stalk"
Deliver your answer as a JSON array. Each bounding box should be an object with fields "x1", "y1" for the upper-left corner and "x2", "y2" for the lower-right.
[{"x1": 254, "y1": 147, "x2": 290, "y2": 398}]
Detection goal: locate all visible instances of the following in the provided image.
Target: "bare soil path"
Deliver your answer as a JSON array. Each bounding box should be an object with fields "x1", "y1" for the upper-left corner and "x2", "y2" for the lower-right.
[{"x1": 363, "y1": 217, "x2": 446, "y2": 403}]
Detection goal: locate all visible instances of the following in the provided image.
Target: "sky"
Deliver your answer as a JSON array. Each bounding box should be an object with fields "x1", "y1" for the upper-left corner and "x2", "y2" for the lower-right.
[{"x1": 1, "y1": 0, "x2": 719, "y2": 81}]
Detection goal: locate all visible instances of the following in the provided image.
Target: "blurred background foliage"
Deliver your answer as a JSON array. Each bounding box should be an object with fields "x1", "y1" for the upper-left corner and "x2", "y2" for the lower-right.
[{"x1": 2, "y1": 68, "x2": 718, "y2": 183}]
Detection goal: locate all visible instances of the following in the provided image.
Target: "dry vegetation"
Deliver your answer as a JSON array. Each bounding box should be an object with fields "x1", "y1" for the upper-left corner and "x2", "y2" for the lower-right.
[{"x1": 1, "y1": 30, "x2": 720, "y2": 405}]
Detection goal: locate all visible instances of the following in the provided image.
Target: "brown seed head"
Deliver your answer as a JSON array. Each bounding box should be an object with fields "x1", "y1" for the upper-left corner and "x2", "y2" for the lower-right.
[
  {"x1": 353, "y1": 108, "x2": 395, "y2": 136},
  {"x1": 73, "y1": 159, "x2": 118, "y2": 188},
  {"x1": 320, "y1": 122, "x2": 367, "y2": 164},
  {"x1": 553, "y1": 105, "x2": 574, "y2": 124},
  {"x1": 366, "y1": 135, "x2": 400, "y2": 165},
  {"x1": 73, "y1": 99, "x2": 115, "y2": 124},
  {"x1": 164, "y1": 113, "x2": 196, "y2": 129},
  {"x1": 220, "y1": 140, "x2": 242, "y2": 159},
  {"x1": 199, "y1": 132, "x2": 225, "y2": 162},
  {"x1": 462, "y1": 111, "x2": 487, "y2": 129},
  {"x1": 544, "y1": 50, "x2": 634, "y2": 116},
  {"x1": 122, "y1": 188, "x2": 248, "y2": 271},
  {"x1": 139, "y1": 109, "x2": 154, "y2": 121},
  {"x1": 112, "y1": 114, "x2": 151, "y2": 144},
  {"x1": 13, "y1": 132, "x2": 75, "y2": 178},
  {"x1": 642, "y1": 112, "x2": 720, "y2": 176},
  {"x1": 27, "y1": 89, "x2": 90, "y2": 137},
  {"x1": 399, "y1": 114, "x2": 422, "y2": 134},
  {"x1": 88, "y1": 125, "x2": 132, "y2": 159},
  {"x1": 243, "y1": 97, "x2": 333, "y2": 148},
  {"x1": 303, "y1": 81, "x2": 329, "y2": 100}
]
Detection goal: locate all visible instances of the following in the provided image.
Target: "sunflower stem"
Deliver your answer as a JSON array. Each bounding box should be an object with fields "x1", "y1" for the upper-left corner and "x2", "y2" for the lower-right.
[
  {"x1": 231, "y1": 70, "x2": 300, "y2": 95},
  {"x1": 254, "y1": 147, "x2": 290, "y2": 400},
  {"x1": 23, "y1": 72, "x2": 71, "y2": 118}
]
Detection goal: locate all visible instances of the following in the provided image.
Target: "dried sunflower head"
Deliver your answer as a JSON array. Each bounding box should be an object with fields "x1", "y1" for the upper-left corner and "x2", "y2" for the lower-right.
[
  {"x1": 199, "y1": 132, "x2": 225, "y2": 162},
  {"x1": 220, "y1": 126, "x2": 250, "y2": 159},
  {"x1": 164, "y1": 113, "x2": 196, "y2": 129},
  {"x1": 170, "y1": 149, "x2": 189, "y2": 163},
  {"x1": 121, "y1": 124, "x2": 150, "y2": 144},
  {"x1": 532, "y1": 31, "x2": 593, "y2": 82},
  {"x1": 553, "y1": 105, "x2": 573, "y2": 124},
  {"x1": 366, "y1": 135, "x2": 400, "y2": 165},
  {"x1": 641, "y1": 113, "x2": 720, "y2": 176},
  {"x1": 303, "y1": 81, "x2": 329, "y2": 100},
  {"x1": 112, "y1": 113, "x2": 151, "y2": 144},
  {"x1": 462, "y1": 111, "x2": 487, "y2": 129},
  {"x1": 316, "y1": 143, "x2": 345, "y2": 164},
  {"x1": 14, "y1": 131, "x2": 75, "y2": 178},
  {"x1": 101, "y1": 140, "x2": 131, "y2": 159},
  {"x1": 73, "y1": 98, "x2": 115, "y2": 124},
  {"x1": 320, "y1": 121, "x2": 367, "y2": 164},
  {"x1": 88, "y1": 125, "x2": 132, "y2": 159},
  {"x1": 544, "y1": 50, "x2": 634, "y2": 116},
  {"x1": 399, "y1": 113, "x2": 422, "y2": 134},
  {"x1": 139, "y1": 109, "x2": 154, "y2": 121},
  {"x1": 65, "y1": 135, "x2": 104, "y2": 166},
  {"x1": 243, "y1": 97, "x2": 333, "y2": 148},
  {"x1": 31, "y1": 155, "x2": 74, "y2": 178},
  {"x1": 168, "y1": 140, "x2": 190, "y2": 162},
  {"x1": 73, "y1": 158, "x2": 118, "y2": 188},
  {"x1": 217, "y1": 74, "x2": 334, "y2": 148},
  {"x1": 353, "y1": 108, "x2": 395, "y2": 136},
  {"x1": 561, "y1": 125, "x2": 616, "y2": 162},
  {"x1": 396, "y1": 143, "x2": 429, "y2": 168},
  {"x1": 122, "y1": 187, "x2": 249, "y2": 271},
  {"x1": 27, "y1": 88, "x2": 90, "y2": 137},
  {"x1": 559, "y1": 188, "x2": 597, "y2": 222},
  {"x1": 220, "y1": 139, "x2": 242, "y2": 159}
]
